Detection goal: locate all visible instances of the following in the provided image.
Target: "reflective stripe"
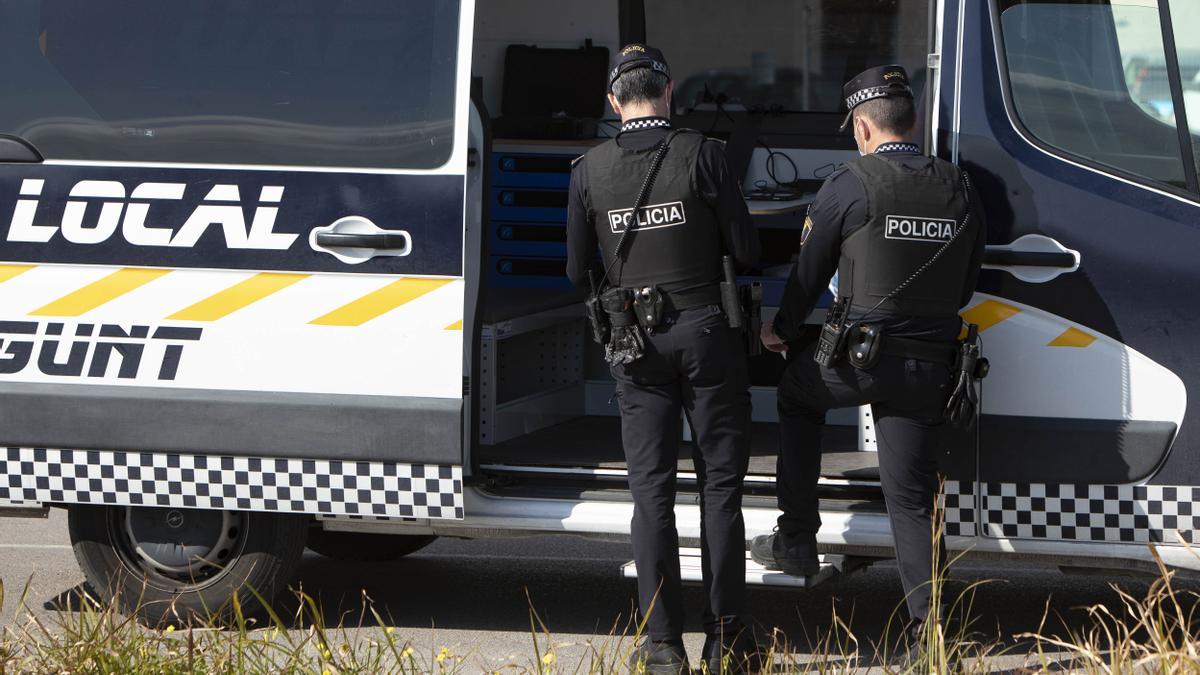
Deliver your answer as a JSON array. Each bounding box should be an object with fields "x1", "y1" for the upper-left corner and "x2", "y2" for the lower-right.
[
  {"x1": 1047, "y1": 327, "x2": 1096, "y2": 348},
  {"x1": 0, "y1": 265, "x2": 35, "y2": 284},
  {"x1": 960, "y1": 299, "x2": 1021, "y2": 333},
  {"x1": 31, "y1": 268, "x2": 171, "y2": 316},
  {"x1": 168, "y1": 273, "x2": 308, "y2": 321},
  {"x1": 310, "y1": 278, "x2": 453, "y2": 326}
]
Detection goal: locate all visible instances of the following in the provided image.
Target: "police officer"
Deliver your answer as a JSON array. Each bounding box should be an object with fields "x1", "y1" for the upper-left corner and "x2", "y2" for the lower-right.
[
  {"x1": 566, "y1": 45, "x2": 761, "y2": 673},
  {"x1": 751, "y1": 66, "x2": 985, "y2": 633}
]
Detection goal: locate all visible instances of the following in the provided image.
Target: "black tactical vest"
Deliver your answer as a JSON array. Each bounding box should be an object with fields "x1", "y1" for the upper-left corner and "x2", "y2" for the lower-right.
[
  {"x1": 839, "y1": 153, "x2": 974, "y2": 318},
  {"x1": 584, "y1": 130, "x2": 721, "y2": 290}
]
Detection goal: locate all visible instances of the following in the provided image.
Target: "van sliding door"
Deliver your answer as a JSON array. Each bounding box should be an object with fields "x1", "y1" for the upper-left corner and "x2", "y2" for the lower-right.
[
  {"x1": 0, "y1": 1, "x2": 476, "y2": 520},
  {"x1": 948, "y1": 0, "x2": 1197, "y2": 547}
]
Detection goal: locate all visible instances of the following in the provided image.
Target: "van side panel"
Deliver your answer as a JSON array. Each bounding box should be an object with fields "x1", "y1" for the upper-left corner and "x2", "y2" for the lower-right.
[
  {"x1": 0, "y1": 0, "x2": 478, "y2": 519},
  {"x1": 0, "y1": 383, "x2": 459, "y2": 463},
  {"x1": 939, "y1": 1, "x2": 1200, "y2": 547}
]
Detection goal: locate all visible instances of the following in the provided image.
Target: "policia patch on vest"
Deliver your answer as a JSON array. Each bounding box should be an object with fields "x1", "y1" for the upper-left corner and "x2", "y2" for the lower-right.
[
  {"x1": 884, "y1": 215, "x2": 957, "y2": 243},
  {"x1": 607, "y1": 201, "x2": 688, "y2": 233}
]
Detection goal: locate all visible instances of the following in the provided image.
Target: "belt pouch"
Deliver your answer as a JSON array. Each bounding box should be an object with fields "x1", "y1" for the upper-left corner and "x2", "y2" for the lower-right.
[
  {"x1": 846, "y1": 323, "x2": 885, "y2": 370},
  {"x1": 632, "y1": 286, "x2": 664, "y2": 330}
]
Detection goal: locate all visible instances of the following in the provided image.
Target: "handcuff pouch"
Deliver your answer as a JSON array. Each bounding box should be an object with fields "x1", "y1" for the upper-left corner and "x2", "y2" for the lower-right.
[{"x1": 846, "y1": 323, "x2": 885, "y2": 370}]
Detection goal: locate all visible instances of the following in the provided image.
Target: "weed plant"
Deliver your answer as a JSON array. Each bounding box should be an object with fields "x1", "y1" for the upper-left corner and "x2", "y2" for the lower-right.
[{"x1": 0, "y1": 526, "x2": 1198, "y2": 671}]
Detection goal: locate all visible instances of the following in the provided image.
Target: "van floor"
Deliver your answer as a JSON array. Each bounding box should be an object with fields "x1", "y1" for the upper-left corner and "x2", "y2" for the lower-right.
[{"x1": 478, "y1": 416, "x2": 879, "y2": 481}]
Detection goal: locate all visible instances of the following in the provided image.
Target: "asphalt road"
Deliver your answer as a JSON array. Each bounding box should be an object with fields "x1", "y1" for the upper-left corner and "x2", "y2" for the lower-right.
[{"x1": 0, "y1": 509, "x2": 1192, "y2": 671}]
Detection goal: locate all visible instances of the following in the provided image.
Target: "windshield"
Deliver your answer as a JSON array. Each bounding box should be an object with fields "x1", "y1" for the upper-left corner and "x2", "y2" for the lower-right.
[{"x1": 646, "y1": 0, "x2": 929, "y2": 113}]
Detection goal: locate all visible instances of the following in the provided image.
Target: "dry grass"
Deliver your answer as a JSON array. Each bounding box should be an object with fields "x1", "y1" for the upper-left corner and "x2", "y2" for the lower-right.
[
  {"x1": 1018, "y1": 543, "x2": 1200, "y2": 674},
  {"x1": 0, "y1": 559, "x2": 1196, "y2": 673},
  {"x1": 0, "y1": 533, "x2": 1198, "y2": 672}
]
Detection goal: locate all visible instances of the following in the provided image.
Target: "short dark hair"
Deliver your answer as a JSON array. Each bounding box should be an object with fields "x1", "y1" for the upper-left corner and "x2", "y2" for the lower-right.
[
  {"x1": 611, "y1": 68, "x2": 669, "y2": 106},
  {"x1": 854, "y1": 96, "x2": 916, "y2": 135}
]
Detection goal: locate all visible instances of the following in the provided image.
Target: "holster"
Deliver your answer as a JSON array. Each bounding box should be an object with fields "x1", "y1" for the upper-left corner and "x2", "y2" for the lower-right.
[
  {"x1": 945, "y1": 324, "x2": 988, "y2": 429},
  {"x1": 600, "y1": 287, "x2": 637, "y2": 327},
  {"x1": 741, "y1": 282, "x2": 763, "y2": 357},
  {"x1": 599, "y1": 288, "x2": 645, "y2": 366},
  {"x1": 584, "y1": 294, "x2": 610, "y2": 346}
]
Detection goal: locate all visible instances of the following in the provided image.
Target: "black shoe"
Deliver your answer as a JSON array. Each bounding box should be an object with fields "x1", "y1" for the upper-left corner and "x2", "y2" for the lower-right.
[
  {"x1": 701, "y1": 629, "x2": 763, "y2": 673},
  {"x1": 628, "y1": 640, "x2": 689, "y2": 674},
  {"x1": 749, "y1": 532, "x2": 820, "y2": 577}
]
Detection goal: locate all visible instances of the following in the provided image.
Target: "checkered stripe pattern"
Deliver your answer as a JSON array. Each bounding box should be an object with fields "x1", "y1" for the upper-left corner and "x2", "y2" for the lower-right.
[
  {"x1": 620, "y1": 118, "x2": 671, "y2": 133},
  {"x1": 941, "y1": 480, "x2": 977, "y2": 537},
  {"x1": 875, "y1": 142, "x2": 922, "y2": 154},
  {"x1": 845, "y1": 86, "x2": 899, "y2": 110},
  {"x1": 0, "y1": 448, "x2": 464, "y2": 520},
  {"x1": 980, "y1": 483, "x2": 1198, "y2": 545}
]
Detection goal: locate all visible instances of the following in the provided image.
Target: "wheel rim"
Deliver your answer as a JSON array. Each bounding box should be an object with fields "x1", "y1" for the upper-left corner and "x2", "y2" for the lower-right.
[{"x1": 110, "y1": 507, "x2": 248, "y2": 590}]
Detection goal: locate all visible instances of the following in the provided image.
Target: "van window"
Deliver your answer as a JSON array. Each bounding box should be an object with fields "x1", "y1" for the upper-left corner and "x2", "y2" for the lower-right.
[
  {"x1": 1169, "y1": 0, "x2": 1200, "y2": 175},
  {"x1": 999, "y1": 0, "x2": 1188, "y2": 188},
  {"x1": 647, "y1": 0, "x2": 929, "y2": 113},
  {"x1": 0, "y1": 1, "x2": 461, "y2": 170}
]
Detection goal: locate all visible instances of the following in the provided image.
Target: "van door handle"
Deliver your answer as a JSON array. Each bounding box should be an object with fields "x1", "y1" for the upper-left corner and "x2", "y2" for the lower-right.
[
  {"x1": 983, "y1": 234, "x2": 1080, "y2": 283},
  {"x1": 309, "y1": 216, "x2": 412, "y2": 265},
  {"x1": 314, "y1": 232, "x2": 410, "y2": 250},
  {"x1": 983, "y1": 249, "x2": 1076, "y2": 268}
]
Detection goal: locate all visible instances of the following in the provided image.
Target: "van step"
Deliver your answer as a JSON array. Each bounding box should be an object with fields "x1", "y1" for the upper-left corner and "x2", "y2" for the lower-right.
[{"x1": 620, "y1": 548, "x2": 852, "y2": 589}]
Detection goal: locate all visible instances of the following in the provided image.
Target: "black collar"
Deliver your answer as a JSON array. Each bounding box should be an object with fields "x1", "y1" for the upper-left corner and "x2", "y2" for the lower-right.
[
  {"x1": 875, "y1": 142, "x2": 922, "y2": 154},
  {"x1": 619, "y1": 116, "x2": 672, "y2": 134}
]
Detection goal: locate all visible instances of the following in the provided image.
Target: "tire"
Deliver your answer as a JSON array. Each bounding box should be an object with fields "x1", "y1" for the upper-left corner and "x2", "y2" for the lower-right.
[
  {"x1": 305, "y1": 530, "x2": 437, "y2": 561},
  {"x1": 68, "y1": 505, "x2": 308, "y2": 627}
]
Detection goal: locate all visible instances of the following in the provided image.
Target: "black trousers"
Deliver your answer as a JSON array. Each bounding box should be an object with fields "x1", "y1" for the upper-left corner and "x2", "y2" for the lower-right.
[
  {"x1": 776, "y1": 346, "x2": 951, "y2": 621},
  {"x1": 612, "y1": 304, "x2": 751, "y2": 642}
]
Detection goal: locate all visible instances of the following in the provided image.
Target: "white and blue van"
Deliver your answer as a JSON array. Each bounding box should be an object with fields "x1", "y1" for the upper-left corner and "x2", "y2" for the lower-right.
[{"x1": 0, "y1": 0, "x2": 1196, "y2": 622}]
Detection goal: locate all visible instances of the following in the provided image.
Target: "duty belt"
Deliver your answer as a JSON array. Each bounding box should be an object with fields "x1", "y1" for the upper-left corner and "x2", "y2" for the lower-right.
[
  {"x1": 630, "y1": 282, "x2": 722, "y2": 313},
  {"x1": 882, "y1": 336, "x2": 957, "y2": 365}
]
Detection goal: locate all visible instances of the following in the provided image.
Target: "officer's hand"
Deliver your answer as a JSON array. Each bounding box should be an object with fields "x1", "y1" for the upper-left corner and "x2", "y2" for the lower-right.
[{"x1": 761, "y1": 322, "x2": 788, "y2": 353}]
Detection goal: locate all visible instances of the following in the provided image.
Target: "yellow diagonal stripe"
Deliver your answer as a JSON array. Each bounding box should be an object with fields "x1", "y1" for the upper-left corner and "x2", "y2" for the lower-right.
[
  {"x1": 32, "y1": 268, "x2": 171, "y2": 316},
  {"x1": 0, "y1": 265, "x2": 34, "y2": 284},
  {"x1": 1048, "y1": 327, "x2": 1096, "y2": 348},
  {"x1": 960, "y1": 299, "x2": 1021, "y2": 333},
  {"x1": 310, "y1": 278, "x2": 453, "y2": 327},
  {"x1": 168, "y1": 273, "x2": 308, "y2": 321},
  {"x1": 444, "y1": 320, "x2": 463, "y2": 331}
]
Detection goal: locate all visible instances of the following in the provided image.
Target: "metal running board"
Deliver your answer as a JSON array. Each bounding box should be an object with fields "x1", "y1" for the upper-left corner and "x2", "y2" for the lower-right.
[{"x1": 621, "y1": 547, "x2": 843, "y2": 589}]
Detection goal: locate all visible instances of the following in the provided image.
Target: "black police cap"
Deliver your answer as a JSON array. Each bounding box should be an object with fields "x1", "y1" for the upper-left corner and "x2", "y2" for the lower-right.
[
  {"x1": 839, "y1": 64, "x2": 914, "y2": 131},
  {"x1": 608, "y1": 44, "x2": 671, "y2": 93}
]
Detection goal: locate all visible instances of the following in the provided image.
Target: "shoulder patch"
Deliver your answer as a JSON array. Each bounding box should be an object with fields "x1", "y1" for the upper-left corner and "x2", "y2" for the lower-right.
[{"x1": 801, "y1": 214, "x2": 814, "y2": 245}]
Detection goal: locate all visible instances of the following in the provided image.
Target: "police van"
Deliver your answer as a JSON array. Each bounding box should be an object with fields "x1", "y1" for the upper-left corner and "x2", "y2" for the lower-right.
[{"x1": 0, "y1": 0, "x2": 1197, "y2": 623}]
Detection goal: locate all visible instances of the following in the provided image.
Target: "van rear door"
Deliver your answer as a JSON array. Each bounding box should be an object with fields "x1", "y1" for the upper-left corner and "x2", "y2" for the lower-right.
[{"x1": 0, "y1": 1, "x2": 474, "y2": 520}]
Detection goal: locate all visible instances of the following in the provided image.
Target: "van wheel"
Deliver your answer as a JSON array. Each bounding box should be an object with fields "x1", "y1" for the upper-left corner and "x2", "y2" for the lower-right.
[
  {"x1": 306, "y1": 530, "x2": 437, "y2": 561},
  {"x1": 68, "y1": 505, "x2": 307, "y2": 627}
]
